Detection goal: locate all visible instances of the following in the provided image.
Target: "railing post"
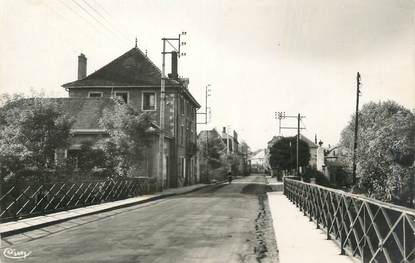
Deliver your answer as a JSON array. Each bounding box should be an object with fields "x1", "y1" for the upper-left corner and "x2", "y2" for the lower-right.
[
  {"x1": 340, "y1": 200, "x2": 346, "y2": 255},
  {"x1": 309, "y1": 202, "x2": 313, "y2": 222},
  {"x1": 283, "y1": 177, "x2": 285, "y2": 195},
  {"x1": 327, "y1": 214, "x2": 331, "y2": 240},
  {"x1": 401, "y1": 215, "x2": 406, "y2": 263},
  {"x1": 361, "y1": 206, "x2": 366, "y2": 263},
  {"x1": 316, "y1": 209, "x2": 320, "y2": 229},
  {"x1": 305, "y1": 185, "x2": 308, "y2": 215}
]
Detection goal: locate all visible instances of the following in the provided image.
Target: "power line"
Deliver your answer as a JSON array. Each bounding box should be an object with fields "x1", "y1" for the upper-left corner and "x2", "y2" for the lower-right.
[
  {"x1": 56, "y1": 0, "x2": 127, "y2": 49},
  {"x1": 70, "y1": 0, "x2": 127, "y2": 45},
  {"x1": 81, "y1": 0, "x2": 110, "y2": 23},
  {"x1": 80, "y1": 0, "x2": 131, "y2": 42},
  {"x1": 91, "y1": 0, "x2": 112, "y2": 18},
  {"x1": 57, "y1": 0, "x2": 109, "y2": 38},
  {"x1": 57, "y1": 0, "x2": 125, "y2": 49},
  {"x1": 44, "y1": 1, "x2": 95, "y2": 42}
]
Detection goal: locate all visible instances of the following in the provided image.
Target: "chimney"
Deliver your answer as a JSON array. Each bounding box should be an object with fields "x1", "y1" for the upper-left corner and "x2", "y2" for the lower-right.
[
  {"x1": 181, "y1": 78, "x2": 189, "y2": 89},
  {"x1": 223, "y1": 127, "x2": 226, "y2": 134},
  {"x1": 78, "y1": 53, "x2": 87, "y2": 80},
  {"x1": 168, "y1": 51, "x2": 178, "y2": 79},
  {"x1": 233, "y1": 131, "x2": 238, "y2": 141}
]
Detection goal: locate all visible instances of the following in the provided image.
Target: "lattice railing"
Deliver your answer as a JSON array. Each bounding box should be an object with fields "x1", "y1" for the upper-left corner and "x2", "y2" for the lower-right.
[
  {"x1": 284, "y1": 178, "x2": 415, "y2": 263},
  {"x1": 0, "y1": 177, "x2": 153, "y2": 223}
]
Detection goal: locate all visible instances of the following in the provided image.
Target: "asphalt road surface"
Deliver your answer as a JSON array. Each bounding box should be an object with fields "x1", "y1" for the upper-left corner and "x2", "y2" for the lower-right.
[{"x1": 1, "y1": 175, "x2": 273, "y2": 263}]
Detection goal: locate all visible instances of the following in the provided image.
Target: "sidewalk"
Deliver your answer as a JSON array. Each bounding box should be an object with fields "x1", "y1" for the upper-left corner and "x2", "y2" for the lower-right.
[
  {"x1": 265, "y1": 176, "x2": 284, "y2": 191},
  {"x1": 0, "y1": 183, "x2": 209, "y2": 238},
  {"x1": 267, "y1": 192, "x2": 355, "y2": 263}
]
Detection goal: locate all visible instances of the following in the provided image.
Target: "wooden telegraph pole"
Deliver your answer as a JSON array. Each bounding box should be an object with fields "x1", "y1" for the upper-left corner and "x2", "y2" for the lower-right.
[
  {"x1": 197, "y1": 84, "x2": 212, "y2": 182},
  {"x1": 275, "y1": 112, "x2": 306, "y2": 177},
  {"x1": 352, "y1": 72, "x2": 361, "y2": 185}
]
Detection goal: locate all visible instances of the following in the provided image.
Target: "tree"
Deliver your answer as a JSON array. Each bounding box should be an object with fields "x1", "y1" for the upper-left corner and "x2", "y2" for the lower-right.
[
  {"x1": 99, "y1": 100, "x2": 153, "y2": 177},
  {"x1": 268, "y1": 136, "x2": 310, "y2": 174},
  {"x1": 227, "y1": 152, "x2": 242, "y2": 176},
  {"x1": 340, "y1": 101, "x2": 415, "y2": 206},
  {"x1": 0, "y1": 94, "x2": 73, "y2": 182},
  {"x1": 326, "y1": 160, "x2": 352, "y2": 187},
  {"x1": 197, "y1": 129, "x2": 227, "y2": 182}
]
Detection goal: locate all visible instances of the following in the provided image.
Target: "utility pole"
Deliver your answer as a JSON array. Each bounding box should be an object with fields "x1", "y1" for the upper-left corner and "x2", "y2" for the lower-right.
[
  {"x1": 226, "y1": 127, "x2": 230, "y2": 155},
  {"x1": 352, "y1": 72, "x2": 361, "y2": 185},
  {"x1": 197, "y1": 85, "x2": 211, "y2": 125},
  {"x1": 159, "y1": 32, "x2": 186, "y2": 191},
  {"x1": 297, "y1": 113, "x2": 300, "y2": 177},
  {"x1": 275, "y1": 112, "x2": 305, "y2": 177},
  {"x1": 197, "y1": 84, "x2": 212, "y2": 182}
]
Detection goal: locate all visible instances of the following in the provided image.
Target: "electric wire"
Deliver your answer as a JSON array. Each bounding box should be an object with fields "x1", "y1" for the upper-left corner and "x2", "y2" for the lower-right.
[
  {"x1": 80, "y1": 0, "x2": 131, "y2": 42},
  {"x1": 70, "y1": 0, "x2": 127, "y2": 45}
]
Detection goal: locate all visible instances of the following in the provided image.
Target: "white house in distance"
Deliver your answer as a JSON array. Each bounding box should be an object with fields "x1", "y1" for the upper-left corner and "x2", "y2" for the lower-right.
[{"x1": 250, "y1": 149, "x2": 267, "y2": 173}]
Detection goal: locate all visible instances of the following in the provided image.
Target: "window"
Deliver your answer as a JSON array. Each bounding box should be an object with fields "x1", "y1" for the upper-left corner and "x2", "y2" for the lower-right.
[
  {"x1": 115, "y1": 92, "x2": 128, "y2": 103},
  {"x1": 142, "y1": 92, "x2": 156, "y2": 111},
  {"x1": 180, "y1": 97, "x2": 184, "y2": 115},
  {"x1": 181, "y1": 157, "x2": 186, "y2": 178},
  {"x1": 180, "y1": 125, "x2": 184, "y2": 145},
  {"x1": 187, "y1": 103, "x2": 193, "y2": 118},
  {"x1": 88, "y1": 92, "x2": 103, "y2": 98}
]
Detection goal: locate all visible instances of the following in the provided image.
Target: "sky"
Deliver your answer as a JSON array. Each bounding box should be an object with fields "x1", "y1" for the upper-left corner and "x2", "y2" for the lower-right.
[{"x1": 1, "y1": 0, "x2": 414, "y2": 151}]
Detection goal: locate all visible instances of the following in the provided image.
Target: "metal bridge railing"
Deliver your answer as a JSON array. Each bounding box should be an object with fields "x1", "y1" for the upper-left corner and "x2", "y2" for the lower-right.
[
  {"x1": 0, "y1": 177, "x2": 153, "y2": 223},
  {"x1": 284, "y1": 178, "x2": 415, "y2": 263}
]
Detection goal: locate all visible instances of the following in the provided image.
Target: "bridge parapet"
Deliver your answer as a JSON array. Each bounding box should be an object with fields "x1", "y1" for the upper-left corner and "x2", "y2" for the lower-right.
[
  {"x1": 0, "y1": 177, "x2": 154, "y2": 223},
  {"x1": 283, "y1": 178, "x2": 415, "y2": 263}
]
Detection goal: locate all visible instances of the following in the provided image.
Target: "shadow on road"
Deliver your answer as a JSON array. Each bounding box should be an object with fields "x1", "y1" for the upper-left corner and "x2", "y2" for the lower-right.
[{"x1": 241, "y1": 184, "x2": 273, "y2": 195}]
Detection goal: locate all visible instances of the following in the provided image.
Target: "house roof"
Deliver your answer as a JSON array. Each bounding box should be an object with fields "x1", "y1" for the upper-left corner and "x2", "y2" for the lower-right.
[
  {"x1": 198, "y1": 129, "x2": 225, "y2": 144},
  {"x1": 51, "y1": 98, "x2": 114, "y2": 130},
  {"x1": 62, "y1": 47, "x2": 201, "y2": 109},
  {"x1": 250, "y1": 149, "x2": 266, "y2": 160},
  {"x1": 300, "y1": 134, "x2": 318, "y2": 148},
  {"x1": 62, "y1": 48, "x2": 179, "y2": 88},
  {"x1": 2, "y1": 97, "x2": 113, "y2": 130}
]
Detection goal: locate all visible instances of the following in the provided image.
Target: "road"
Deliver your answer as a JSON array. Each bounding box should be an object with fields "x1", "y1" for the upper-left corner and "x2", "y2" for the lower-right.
[{"x1": 1, "y1": 175, "x2": 275, "y2": 263}]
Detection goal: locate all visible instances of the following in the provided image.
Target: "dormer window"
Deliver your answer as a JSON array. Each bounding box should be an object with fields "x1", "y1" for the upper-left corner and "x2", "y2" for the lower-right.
[
  {"x1": 142, "y1": 92, "x2": 156, "y2": 111},
  {"x1": 115, "y1": 92, "x2": 128, "y2": 103},
  {"x1": 88, "y1": 92, "x2": 103, "y2": 98}
]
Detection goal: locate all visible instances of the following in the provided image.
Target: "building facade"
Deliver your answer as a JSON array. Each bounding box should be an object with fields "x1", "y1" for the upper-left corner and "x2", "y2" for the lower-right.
[
  {"x1": 220, "y1": 127, "x2": 239, "y2": 154},
  {"x1": 62, "y1": 47, "x2": 200, "y2": 188}
]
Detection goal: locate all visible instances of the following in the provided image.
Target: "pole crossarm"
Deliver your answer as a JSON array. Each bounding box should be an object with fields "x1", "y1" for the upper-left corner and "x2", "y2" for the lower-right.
[{"x1": 280, "y1": 127, "x2": 306, "y2": 130}]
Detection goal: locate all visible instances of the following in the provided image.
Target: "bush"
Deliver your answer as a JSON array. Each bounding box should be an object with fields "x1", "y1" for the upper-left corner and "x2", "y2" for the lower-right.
[
  {"x1": 326, "y1": 161, "x2": 352, "y2": 187},
  {"x1": 211, "y1": 167, "x2": 227, "y2": 182},
  {"x1": 303, "y1": 167, "x2": 330, "y2": 187}
]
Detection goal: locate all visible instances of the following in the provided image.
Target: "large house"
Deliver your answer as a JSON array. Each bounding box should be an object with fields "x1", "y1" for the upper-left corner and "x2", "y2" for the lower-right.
[
  {"x1": 220, "y1": 127, "x2": 239, "y2": 154},
  {"x1": 250, "y1": 149, "x2": 267, "y2": 173},
  {"x1": 62, "y1": 46, "x2": 201, "y2": 188}
]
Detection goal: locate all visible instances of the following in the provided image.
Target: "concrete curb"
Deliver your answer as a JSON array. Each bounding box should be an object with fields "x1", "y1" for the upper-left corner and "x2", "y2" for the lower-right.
[{"x1": 0, "y1": 184, "x2": 212, "y2": 238}]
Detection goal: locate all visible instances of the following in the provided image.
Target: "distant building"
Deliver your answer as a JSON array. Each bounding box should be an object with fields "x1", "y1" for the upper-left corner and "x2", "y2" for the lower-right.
[
  {"x1": 250, "y1": 149, "x2": 267, "y2": 173},
  {"x1": 266, "y1": 134, "x2": 325, "y2": 176},
  {"x1": 197, "y1": 129, "x2": 226, "y2": 182},
  {"x1": 198, "y1": 127, "x2": 251, "y2": 178},
  {"x1": 322, "y1": 144, "x2": 350, "y2": 185},
  {"x1": 220, "y1": 127, "x2": 239, "y2": 154},
  {"x1": 299, "y1": 134, "x2": 320, "y2": 170}
]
